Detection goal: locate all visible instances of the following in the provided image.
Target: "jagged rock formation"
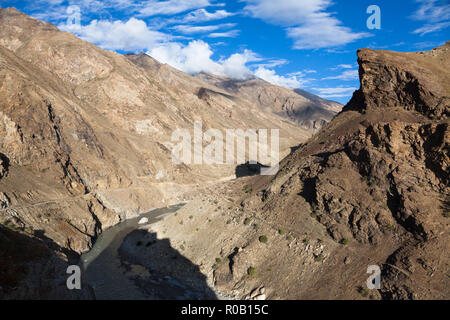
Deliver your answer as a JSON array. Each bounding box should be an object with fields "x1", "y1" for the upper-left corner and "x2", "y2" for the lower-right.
[
  {"x1": 239, "y1": 42, "x2": 449, "y2": 299},
  {"x1": 346, "y1": 46, "x2": 449, "y2": 119},
  {"x1": 195, "y1": 73, "x2": 342, "y2": 130}
]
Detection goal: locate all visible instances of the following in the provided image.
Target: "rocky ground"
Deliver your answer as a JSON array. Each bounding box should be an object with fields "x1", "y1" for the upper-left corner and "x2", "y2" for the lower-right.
[{"x1": 120, "y1": 43, "x2": 450, "y2": 300}]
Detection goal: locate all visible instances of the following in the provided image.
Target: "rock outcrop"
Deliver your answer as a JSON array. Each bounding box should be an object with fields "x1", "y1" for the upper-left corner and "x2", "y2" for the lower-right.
[
  {"x1": 346, "y1": 45, "x2": 449, "y2": 120},
  {"x1": 237, "y1": 42, "x2": 449, "y2": 299}
]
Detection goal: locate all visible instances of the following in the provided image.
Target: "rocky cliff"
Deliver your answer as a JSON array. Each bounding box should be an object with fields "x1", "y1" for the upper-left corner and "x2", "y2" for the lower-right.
[
  {"x1": 239, "y1": 42, "x2": 449, "y2": 299},
  {"x1": 154, "y1": 43, "x2": 449, "y2": 300}
]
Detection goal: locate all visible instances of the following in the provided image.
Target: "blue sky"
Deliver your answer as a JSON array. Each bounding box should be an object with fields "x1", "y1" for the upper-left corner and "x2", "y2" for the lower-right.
[{"x1": 2, "y1": 0, "x2": 449, "y2": 104}]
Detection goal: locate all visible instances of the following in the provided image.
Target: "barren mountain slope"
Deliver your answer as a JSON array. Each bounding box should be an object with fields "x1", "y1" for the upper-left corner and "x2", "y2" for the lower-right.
[
  {"x1": 0, "y1": 8, "x2": 311, "y2": 297},
  {"x1": 151, "y1": 43, "x2": 449, "y2": 300},
  {"x1": 242, "y1": 42, "x2": 450, "y2": 299},
  {"x1": 195, "y1": 72, "x2": 343, "y2": 130}
]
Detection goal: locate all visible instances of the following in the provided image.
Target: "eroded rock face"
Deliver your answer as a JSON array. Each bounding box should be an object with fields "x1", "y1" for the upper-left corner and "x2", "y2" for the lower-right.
[
  {"x1": 346, "y1": 44, "x2": 450, "y2": 120},
  {"x1": 243, "y1": 42, "x2": 449, "y2": 299}
]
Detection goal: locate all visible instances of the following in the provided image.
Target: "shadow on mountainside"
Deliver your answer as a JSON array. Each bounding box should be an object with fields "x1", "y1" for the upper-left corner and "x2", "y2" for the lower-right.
[
  {"x1": 116, "y1": 229, "x2": 217, "y2": 300},
  {"x1": 235, "y1": 161, "x2": 269, "y2": 178},
  {"x1": 0, "y1": 153, "x2": 9, "y2": 170},
  {"x1": 0, "y1": 224, "x2": 93, "y2": 299},
  {"x1": 0, "y1": 153, "x2": 10, "y2": 178}
]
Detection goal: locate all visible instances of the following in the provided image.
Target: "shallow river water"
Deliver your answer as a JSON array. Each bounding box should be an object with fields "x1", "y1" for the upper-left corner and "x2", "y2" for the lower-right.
[{"x1": 80, "y1": 204, "x2": 184, "y2": 300}]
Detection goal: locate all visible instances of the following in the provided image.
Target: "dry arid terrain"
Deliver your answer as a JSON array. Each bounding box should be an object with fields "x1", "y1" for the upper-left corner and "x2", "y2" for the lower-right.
[
  {"x1": 195, "y1": 72, "x2": 342, "y2": 130},
  {"x1": 0, "y1": 8, "x2": 337, "y2": 299},
  {"x1": 0, "y1": 7, "x2": 448, "y2": 300},
  {"x1": 140, "y1": 42, "x2": 450, "y2": 300}
]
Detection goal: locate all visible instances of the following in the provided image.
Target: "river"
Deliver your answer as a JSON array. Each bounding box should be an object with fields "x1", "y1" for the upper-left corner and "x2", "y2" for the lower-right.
[{"x1": 80, "y1": 204, "x2": 185, "y2": 300}]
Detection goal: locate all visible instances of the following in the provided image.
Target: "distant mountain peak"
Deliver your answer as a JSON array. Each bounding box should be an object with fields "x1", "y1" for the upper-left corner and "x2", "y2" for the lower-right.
[{"x1": 195, "y1": 72, "x2": 343, "y2": 130}]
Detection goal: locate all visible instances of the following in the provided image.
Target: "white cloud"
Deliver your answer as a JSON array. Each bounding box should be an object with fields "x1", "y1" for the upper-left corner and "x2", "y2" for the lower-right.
[
  {"x1": 31, "y1": 0, "x2": 213, "y2": 22},
  {"x1": 221, "y1": 50, "x2": 259, "y2": 79},
  {"x1": 149, "y1": 41, "x2": 220, "y2": 74},
  {"x1": 138, "y1": 0, "x2": 212, "y2": 17},
  {"x1": 148, "y1": 40, "x2": 308, "y2": 86},
  {"x1": 171, "y1": 23, "x2": 236, "y2": 34},
  {"x1": 254, "y1": 67, "x2": 307, "y2": 88},
  {"x1": 412, "y1": 0, "x2": 450, "y2": 23},
  {"x1": 243, "y1": 0, "x2": 330, "y2": 26},
  {"x1": 412, "y1": 0, "x2": 450, "y2": 35},
  {"x1": 412, "y1": 21, "x2": 450, "y2": 35},
  {"x1": 254, "y1": 59, "x2": 289, "y2": 68},
  {"x1": 287, "y1": 21, "x2": 369, "y2": 50},
  {"x1": 323, "y1": 69, "x2": 358, "y2": 81},
  {"x1": 182, "y1": 8, "x2": 235, "y2": 23},
  {"x1": 413, "y1": 41, "x2": 446, "y2": 49},
  {"x1": 330, "y1": 64, "x2": 353, "y2": 70},
  {"x1": 43, "y1": 0, "x2": 65, "y2": 4},
  {"x1": 148, "y1": 40, "x2": 257, "y2": 79},
  {"x1": 312, "y1": 86, "x2": 357, "y2": 98},
  {"x1": 59, "y1": 18, "x2": 169, "y2": 51},
  {"x1": 32, "y1": 0, "x2": 139, "y2": 21},
  {"x1": 207, "y1": 30, "x2": 240, "y2": 38},
  {"x1": 242, "y1": 0, "x2": 370, "y2": 49}
]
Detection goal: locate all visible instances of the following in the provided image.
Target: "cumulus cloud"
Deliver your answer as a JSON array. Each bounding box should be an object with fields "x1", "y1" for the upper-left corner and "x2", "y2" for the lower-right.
[
  {"x1": 148, "y1": 40, "x2": 258, "y2": 79},
  {"x1": 149, "y1": 41, "x2": 221, "y2": 74},
  {"x1": 242, "y1": 0, "x2": 370, "y2": 49},
  {"x1": 59, "y1": 18, "x2": 169, "y2": 51},
  {"x1": 254, "y1": 67, "x2": 307, "y2": 88},
  {"x1": 221, "y1": 50, "x2": 260, "y2": 79},
  {"x1": 412, "y1": 0, "x2": 450, "y2": 35},
  {"x1": 287, "y1": 19, "x2": 369, "y2": 50},
  {"x1": 148, "y1": 40, "x2": 308, "y2": 87},
  {"x1": 243, "y1": 0, "x2": 329, "y2": 26}
]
